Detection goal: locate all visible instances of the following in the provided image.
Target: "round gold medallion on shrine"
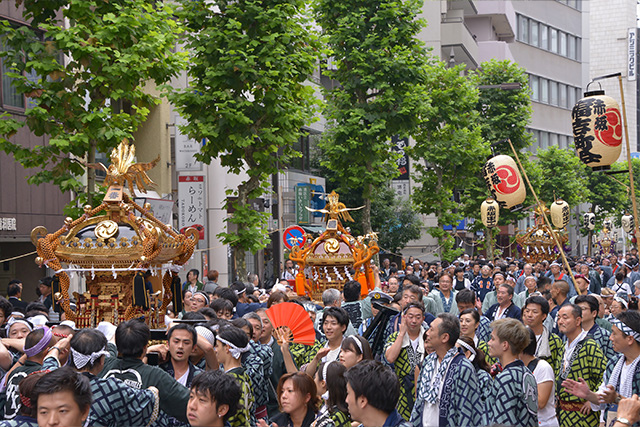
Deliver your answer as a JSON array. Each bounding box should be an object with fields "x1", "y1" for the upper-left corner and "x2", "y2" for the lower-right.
[
  {"x1": 95, "y1": 220, "x2": 119, "y2": 239},
  {"x1": 324, "y1": 238, "x2": 340, "y2": 253}
]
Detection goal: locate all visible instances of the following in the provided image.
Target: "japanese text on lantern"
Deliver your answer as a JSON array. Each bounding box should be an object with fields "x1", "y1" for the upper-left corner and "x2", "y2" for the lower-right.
[
  {"x1": 178, "y1": 176, "x2": 205, "y2": 233},
  {"x1": 482, "y1": 162, "x2": 501, "y2": 205},
  {"x1": 572, "y1": 98, "x2": 608, "y2": 164},
  {"x1": 486, "y1": 207, "x2": 497, "y2": 225}
]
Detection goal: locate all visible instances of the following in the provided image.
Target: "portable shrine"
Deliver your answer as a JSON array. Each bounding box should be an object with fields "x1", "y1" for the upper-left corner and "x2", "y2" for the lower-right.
[
  {"x1": 516, "y1": 204, "x2": 569, "y2": 263},
  {"x1": 288, "y1": 191, "x2": 379, "y2": 301},
  {"x1": 30, "y1": 141, "x2": 198, "y2": 327}
]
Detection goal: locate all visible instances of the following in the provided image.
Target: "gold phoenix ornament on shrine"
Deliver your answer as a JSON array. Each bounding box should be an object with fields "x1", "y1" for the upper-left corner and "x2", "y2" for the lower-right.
[
  {"x1": 289, "y1": 191, "x2": 379, "y2": 300},
  {"x1": 31, "y1": 140, "x2": 198, "y2": 327}
]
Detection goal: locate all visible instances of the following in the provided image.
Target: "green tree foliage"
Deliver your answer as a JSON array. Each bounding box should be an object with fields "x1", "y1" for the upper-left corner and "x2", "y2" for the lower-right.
[
  {"x1": 472, "y1": 59, "x2": 533, "y2": 152},
  {"x1": 461, "y1": 60, "x2": 535, "y2": 227},
  {"x1": 170, "y1": 0, "x2": 321, "y2": 280},
  {"x1": 582, "y1": 162, "x2": 629, "y2": 232},
  {"x1": 529, "y1": 146, "x2": 590, "y2": 207},
  {"x1": 409, "y1": 61, "x2": 488, "y2": 260},
  {"x1": 314, "y1": 0, "x2": 429, "y2": 233},
  {"x1": 310, "y1": 146, "x2": 422, "y2": 254},
  {"x1": 0, "y1": 0, "x2": 184, "y2": 209}
]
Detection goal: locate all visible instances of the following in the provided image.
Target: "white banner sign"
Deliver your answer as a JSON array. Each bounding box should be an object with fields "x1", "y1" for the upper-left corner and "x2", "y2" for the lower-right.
[
  {"x1": 178, "y1": 176, "x2": 205, "y2": 236},
  {"x1": 175, "y1": 116, "x2": 202, "y2": 171},
  {"x1": 629, "y1": 28, "x2": 636, "y2": 81},
  {"x1": 134, "y1": 198, "x2": 175, "y2": 225}
]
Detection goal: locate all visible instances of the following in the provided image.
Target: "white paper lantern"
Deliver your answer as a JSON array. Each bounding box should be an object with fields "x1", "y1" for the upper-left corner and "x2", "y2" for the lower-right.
[
  {"x1": 481, "y1": 198, "x2": 500, "y2": 228},
  {"x1": 482, "y1": 155, "x2": 526, "y2": 211},
  {"x1": 572, "y1": 90, "x2": 622, "y2": 171},
  {"x1": 550, "y1": 199, "x2": 570, "y2": 229},
  {"x1": 582, "y1": 212, "x2": 595, "y2": 231},
  {"x1": 622, "y1": 214, "x2": 634, "y2": 233}
]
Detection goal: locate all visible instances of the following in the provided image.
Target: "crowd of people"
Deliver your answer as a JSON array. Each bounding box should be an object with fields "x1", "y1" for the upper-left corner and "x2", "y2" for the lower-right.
[{"x1": 0, "y1": 252, "x2": 639, "y2": 427}]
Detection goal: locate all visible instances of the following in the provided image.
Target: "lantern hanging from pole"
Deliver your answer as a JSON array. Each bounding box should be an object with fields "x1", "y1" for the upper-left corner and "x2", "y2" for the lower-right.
[
  {"x1": 571, "y1": 90, "x2": 622, "y2": 171},
  {"x1": 482, "y1": 155, "x2": 526, "y2": 211},
  {"x1": 481, "y1": 198, "x2": 500, "y2": 228},
  {"x1": 582, "y1": 212, "x2": 595, "y2": 231},
  {"x1": 550, "y1": 199, "x2": 570, "y2": 229},
  {"x1": 622, "y1": 214, "x2": 634, "y2": 233}
]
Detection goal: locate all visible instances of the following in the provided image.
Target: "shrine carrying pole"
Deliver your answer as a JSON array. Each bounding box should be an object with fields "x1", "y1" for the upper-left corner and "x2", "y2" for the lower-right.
[{"x1": 504, "y1": 139, "x2": 581, "y2": 295}]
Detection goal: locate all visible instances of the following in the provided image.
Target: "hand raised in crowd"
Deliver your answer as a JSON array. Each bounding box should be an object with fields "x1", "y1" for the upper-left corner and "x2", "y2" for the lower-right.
[
  {"x1": 257, "y1": 418, "x2": 276, "y2": 427},
  {"x1": 398, "y1": 309, "x2": 408, "y2": 337}
]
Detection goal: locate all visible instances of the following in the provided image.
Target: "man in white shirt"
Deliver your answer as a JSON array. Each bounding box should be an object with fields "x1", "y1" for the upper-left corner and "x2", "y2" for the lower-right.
[{"x1": 410, "y1": 314, "x2": 482, "y2": 427}]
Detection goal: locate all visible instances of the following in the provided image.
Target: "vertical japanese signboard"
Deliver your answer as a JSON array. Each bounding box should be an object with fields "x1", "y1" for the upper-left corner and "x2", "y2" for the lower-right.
[
  {"x1": 178, "y1": 176, "x2": 205, "y2": 239},
  {"x1": 295, "y1": 184, "x2": 311, "y2": 224},
  {"x1": 629, "y1": 28, "x2": 636, "y2": 81},
  {"x1": 391, "y1": 136, "x2": 410, "y2": 200},
  {"x1": 175, "y1": 116, "x2": 203, "y2": 171}
]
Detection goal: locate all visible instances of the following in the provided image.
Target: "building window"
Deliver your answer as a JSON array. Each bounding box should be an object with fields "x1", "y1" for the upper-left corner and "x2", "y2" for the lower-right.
[
  {"x1": 540, "y1": 78, "x2": 549, "y2": 103},
  {"x1": 559, "y1": 83, "x2": 567, "y2": 108},
  {"x1": 541, "y1": 24, "x2": 548, "y2": 50},
  {"x1": 550, "y1": 29, "x2": 558, "y2": 53},
  {"x1": 567, "y1": 35, "x2": 576, "y2": 59},
  {"x1": 530, "y1": 76, "x2": 539, "y2": 101},
  {"x1": 559, "y1": 32, "x2": 567, "y2": 56},
  {"x1": 530, "y1": 22, "x2": 539, "y2": 47},
  {"x1": 518, "y1": 15, "x2": 529, "y2": 43},
  {"x1": 540, "y1": 131, "x2": 549, "y2": 149},
  {"x1": 1, "y1": 47, "x2": 24, "y2": 109}
]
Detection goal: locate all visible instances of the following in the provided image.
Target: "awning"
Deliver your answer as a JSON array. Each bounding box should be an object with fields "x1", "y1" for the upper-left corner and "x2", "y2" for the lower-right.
[{"x1": 300, "y1": 224, "x2": 325, "y2": 234}]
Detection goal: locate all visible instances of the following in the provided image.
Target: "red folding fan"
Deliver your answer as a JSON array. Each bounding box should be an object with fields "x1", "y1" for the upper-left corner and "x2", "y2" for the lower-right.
[{"x1": 266, "y1": 302, "x2": 316, "y2": 346}]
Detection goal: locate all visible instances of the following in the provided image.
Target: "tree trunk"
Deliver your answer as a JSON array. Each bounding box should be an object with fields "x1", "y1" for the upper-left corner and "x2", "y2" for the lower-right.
[
  {"x1": 362, "y1": 182, "x2": 373, "y2": 233},
  {"x1": 230, "y1": 175, "x2": 258, "y2": 284},
  {"x1": 486, "y1": 226, "x2": 494, "y2": 260},
  {"x1": 87, "y1": 141, "x2": 96, "y2": 205},
  {"x1": 234, "y1": 247, "x2": 247, "y2": 284}
]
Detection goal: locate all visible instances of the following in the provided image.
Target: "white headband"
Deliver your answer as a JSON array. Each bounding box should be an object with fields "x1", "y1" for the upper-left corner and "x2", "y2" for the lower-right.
[
  {"x1": 456, "y1": 339, "x2": 477, "y2": 362},
  {"x1": 614, "y1": 296, "x2": 629, "y2": 310},
  {"x1": 217, "y1": 336, "x2": 250, "y2": 359},
  {"x1": 322, "y1": 360, "x2": 334, "y2": 381},
  {"x1": 71, "y1": 346, "x2": 110, "y2": 369},
  {"x1": 346, "y1": 336, "x2": 364, "y2": 354},
  {"x1": 611, "y1": 318, "x2": 640, "y2": 343}
]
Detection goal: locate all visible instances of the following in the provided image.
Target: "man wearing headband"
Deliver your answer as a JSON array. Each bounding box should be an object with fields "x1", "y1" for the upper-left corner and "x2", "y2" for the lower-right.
[
  {"x1": 411, "y1": 313, "x2": 482, "y2": 427},
  {"x1": 41, "y1": 328, "x2": 164, "y2": 426},
  {"x1": 4, "y1": 327, "x2": 63, "y2": 420},
  {"x1": 98, "y1": 319, "x2": 190, "y2": 424},
  {"x1": 564, "y1": 311, "x2": 640, "y2": 427}
]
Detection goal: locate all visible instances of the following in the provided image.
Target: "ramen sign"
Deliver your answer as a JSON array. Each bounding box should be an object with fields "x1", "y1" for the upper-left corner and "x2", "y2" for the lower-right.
[{"x1": 482, "y1": 155, "x2": 526, "y2": 210}]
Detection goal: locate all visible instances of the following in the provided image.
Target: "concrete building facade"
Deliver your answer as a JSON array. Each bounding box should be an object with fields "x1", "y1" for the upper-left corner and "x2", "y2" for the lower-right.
[{"x1": 403, "y1": 0, "x2": 590, "y2": 260}]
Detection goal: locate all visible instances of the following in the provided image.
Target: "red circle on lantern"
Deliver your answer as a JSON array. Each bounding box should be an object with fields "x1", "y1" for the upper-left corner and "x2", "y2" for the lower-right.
[
  {"x1": 494, "y1": 165, "x2": 521, "y2": 195},
  {"x1": 595, "y1": 107, "x2": 622, "y2": 147}
]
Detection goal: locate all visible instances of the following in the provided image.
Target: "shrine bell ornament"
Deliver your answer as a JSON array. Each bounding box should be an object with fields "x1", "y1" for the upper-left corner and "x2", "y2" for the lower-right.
[
  {"x1": 481, "y1": 198, "x2": 500, "y2": 228},
  {"x1": 572, "y1": 90, "x2": 623, "y2": 171},
  {"x1": 583, "y1": 212, "x2": 595, "y2": 231},
  {"x1": 482, "y1": 155, "x2": 526, "y2": 211},
  {"x1": 550, "y1": 199, "x2": 570, "y2": 229},
  {"x1": 622, "y1": 214, "x2": 634, "y2": 233}
]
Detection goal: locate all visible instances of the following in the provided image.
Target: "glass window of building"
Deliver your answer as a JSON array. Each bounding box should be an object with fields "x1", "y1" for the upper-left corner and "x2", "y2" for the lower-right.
[
  {"x1": 1, "y1": 48, "x2": 24, "y2": 109},
  {"x1": 540, "y1": 78, "x2": 549, "y2": 103},
  {"x1": 550, "y1": 81, "x2": 558, "y2": 105},
  {"x1": 560, "y1": 32, "x2": 567, "y2": 56},
  {"x1": 568, "y1": 84, "x2": 576, "y2": 107},
  {"x1": 540, "y1": 24, "x2": 549, "y2": 50},
  {"x1": 567, "y1": 35, "x2": 576, "y2": 59},
  {"x1": 530, "y1": 22, "x2": 539, "y2": 47},
  {"x1": 559, "y1": 83, "x2": 567, "y2": 108},
  {"x1": 530, "y1": 75, "x2": 539, "y2": 101},
  {"x1": 550, "y1": 28, "x2": 558, "y2": 53},
  {"x1": 518, "y1": 15, "x2": 529, "y2": 43},
  {"x1": 540, "y1": 131, "x2": 549, "y2": 149}
]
